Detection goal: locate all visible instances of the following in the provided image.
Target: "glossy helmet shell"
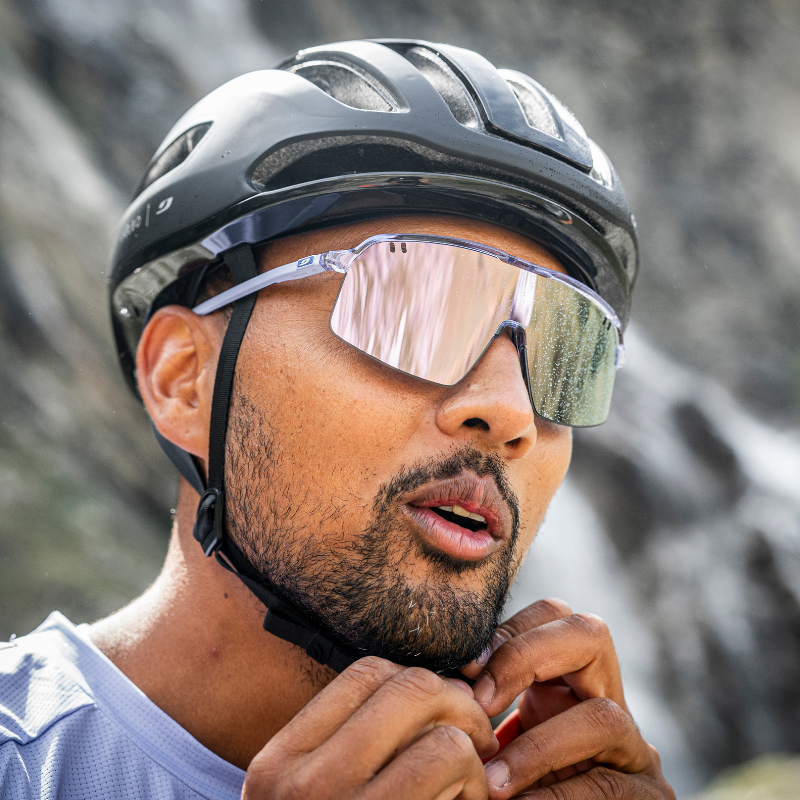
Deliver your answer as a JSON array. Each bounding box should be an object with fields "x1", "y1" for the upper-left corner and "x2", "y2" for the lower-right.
[{"x1": 110, "y1": 39, "x2": 638, "y2": 394}]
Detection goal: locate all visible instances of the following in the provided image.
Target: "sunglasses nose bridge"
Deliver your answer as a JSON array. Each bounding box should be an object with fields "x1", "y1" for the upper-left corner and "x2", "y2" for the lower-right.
[
  {"x1": 494, "y1": 319, "x2": 537, "y2": 411},
  {"x1": 496, "y1": 319, "x2": 527, "y2": 350}
]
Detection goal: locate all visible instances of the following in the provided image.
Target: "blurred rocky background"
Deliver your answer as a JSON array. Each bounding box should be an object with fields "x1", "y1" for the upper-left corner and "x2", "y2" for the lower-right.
[{"x1": 1, "y1": 0, "x2": 798, "y2": 795}]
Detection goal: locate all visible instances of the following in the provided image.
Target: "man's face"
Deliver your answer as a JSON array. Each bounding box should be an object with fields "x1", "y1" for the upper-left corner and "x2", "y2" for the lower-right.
[{"x1": 222, "y1": 215, "x2": 572, "y2": 671}]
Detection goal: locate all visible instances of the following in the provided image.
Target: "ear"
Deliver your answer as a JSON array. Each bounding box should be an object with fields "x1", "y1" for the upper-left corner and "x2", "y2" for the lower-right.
[{"x1": 136, "y1": 305, "x2": 222, "y2": 464}]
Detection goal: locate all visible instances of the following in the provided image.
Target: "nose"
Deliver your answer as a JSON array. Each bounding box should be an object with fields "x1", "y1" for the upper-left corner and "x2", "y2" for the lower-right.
[{"x1": 435, "y1": 333, "x2": 537, "y2": 459}]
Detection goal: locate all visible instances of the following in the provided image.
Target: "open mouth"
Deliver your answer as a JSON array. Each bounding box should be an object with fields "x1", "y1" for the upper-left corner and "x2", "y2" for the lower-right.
[
  {"x1": 429, "y1": 504, "x2": 489, "y2": 532},
  {"x1": 400, "y1": 472, "x2": 509, "y2": 561}
]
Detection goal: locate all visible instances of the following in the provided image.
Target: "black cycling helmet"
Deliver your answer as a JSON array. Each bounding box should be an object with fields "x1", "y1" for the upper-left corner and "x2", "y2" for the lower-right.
[
  {"x1": 111, "y1": 39, "x2": 637, "y2": 394},
  {"x1": 109, "y1": 39, "x2": 639, "y2": 673}
]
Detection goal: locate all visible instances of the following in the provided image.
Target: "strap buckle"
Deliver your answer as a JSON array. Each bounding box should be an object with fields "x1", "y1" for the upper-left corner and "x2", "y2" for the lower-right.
[
  {"x1": 305, "y1": 631, "x2": 334, "y2": 666},
  {"x1": 193, "y1": 488, "x2": 225, "y2": 556}
]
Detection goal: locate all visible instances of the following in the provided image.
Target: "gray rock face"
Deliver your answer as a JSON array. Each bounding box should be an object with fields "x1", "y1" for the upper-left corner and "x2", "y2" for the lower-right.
[
  {"x1": 1, "y1": 0, "x2": 799, "y2": 794},
  {"x1": 0, "y1": 5, "x2": 172, "y2": 637}
]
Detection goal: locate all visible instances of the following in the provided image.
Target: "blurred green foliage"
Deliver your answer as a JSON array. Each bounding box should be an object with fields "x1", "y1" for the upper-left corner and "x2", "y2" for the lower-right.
[{"x1": 690, "y1": 754, "x2": 800, "y2": 800}]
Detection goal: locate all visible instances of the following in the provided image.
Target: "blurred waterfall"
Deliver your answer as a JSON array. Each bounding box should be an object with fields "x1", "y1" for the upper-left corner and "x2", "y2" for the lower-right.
[
  {"x1": 512, "y1": 328, "x2": 800, "y2": 793},
  {"x1": 1, "y1": 0, "x2": 799, "y2": 794}
]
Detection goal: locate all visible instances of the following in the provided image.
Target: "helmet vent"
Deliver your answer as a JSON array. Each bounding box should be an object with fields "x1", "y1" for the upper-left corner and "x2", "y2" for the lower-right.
[
  {"x1": 403, "y1": 46, "x2": 480, "y2": 128},
  {"x1": 287, "y1": 60, "x2": 399, "y2": 112},
  {"x1": 498, "y1": 73, "x2": 560, "y2": 139},
  {"x1": 134, "y1": 122, "x2": 212, "y2": 199}
]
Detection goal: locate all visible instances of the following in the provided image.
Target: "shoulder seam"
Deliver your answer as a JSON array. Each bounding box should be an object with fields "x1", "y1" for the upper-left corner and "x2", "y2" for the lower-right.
[{"x1": 0, "y1": 699, "x2": 96, "y2": 747}]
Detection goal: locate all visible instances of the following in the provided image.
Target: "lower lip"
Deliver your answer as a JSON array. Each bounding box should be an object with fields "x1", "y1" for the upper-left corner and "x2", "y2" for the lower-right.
[{"x1": 403, "y1": 506, "x2": 499, "y2": 561}]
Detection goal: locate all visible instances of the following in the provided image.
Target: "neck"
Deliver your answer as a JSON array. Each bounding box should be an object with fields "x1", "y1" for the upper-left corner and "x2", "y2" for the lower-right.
[{"x1": 89, "y1": 479, "x2": 333, "y2": 769}]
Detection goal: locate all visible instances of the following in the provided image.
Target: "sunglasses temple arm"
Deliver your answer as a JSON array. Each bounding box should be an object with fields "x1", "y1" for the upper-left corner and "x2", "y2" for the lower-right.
[{"x1": 192, "y1": 254, "x2": 332, "y2": 316}]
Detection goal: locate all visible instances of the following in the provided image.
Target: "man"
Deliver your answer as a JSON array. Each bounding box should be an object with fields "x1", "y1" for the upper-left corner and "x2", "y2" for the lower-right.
[{"x1": 0, "y1": 40, "x2": 674, "y2": 799}]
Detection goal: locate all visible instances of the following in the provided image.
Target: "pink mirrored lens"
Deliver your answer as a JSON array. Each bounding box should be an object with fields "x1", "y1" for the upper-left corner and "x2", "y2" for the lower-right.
[
  {"x1": 329, "y1": 239, "x2": 619, "y2": 426},
  {"x1": 330, "y1": 241, "x2": 518, "y2": 385}
]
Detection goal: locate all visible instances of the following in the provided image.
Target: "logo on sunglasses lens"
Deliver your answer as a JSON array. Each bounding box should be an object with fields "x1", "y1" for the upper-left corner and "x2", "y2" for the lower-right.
[{"x1": 297, "y1": 256, "x2": 315, "y2": 268}]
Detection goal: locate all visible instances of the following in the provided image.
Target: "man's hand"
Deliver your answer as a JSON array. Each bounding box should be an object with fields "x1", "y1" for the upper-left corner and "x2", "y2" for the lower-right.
[
  {"x1": 461, "y1": 599, "x2": 676, "y2": 799},
  {"x1": 242, "y1": 656, "x2": 498, "y2": 800}
]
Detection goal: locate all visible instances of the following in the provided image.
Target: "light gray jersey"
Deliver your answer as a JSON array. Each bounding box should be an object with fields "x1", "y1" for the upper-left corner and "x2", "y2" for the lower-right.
[{"x1": 0, "y1": 613, "x2": 245, "y2": 799}]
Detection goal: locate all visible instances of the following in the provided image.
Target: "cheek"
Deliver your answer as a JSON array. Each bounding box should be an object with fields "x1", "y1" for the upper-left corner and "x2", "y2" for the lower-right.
[
  {"x1": 233, "y1": 290, "x2": 572, "y2": 553},
  {"x1": 514, "y1": 423, "x2": 572, "y2": 550},
  {"x1": 235, "y1": 295, "x2": 432, "y2": 505}
]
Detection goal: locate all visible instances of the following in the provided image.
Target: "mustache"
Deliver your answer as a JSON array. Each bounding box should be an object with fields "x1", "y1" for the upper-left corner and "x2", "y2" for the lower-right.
[{"x1": 374, "y1": 445, "x2": 521, "y2": 539}]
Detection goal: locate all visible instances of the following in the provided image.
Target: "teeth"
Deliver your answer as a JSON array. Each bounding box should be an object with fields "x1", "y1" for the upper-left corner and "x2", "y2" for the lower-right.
[{"x1": 437, "y1": 505, "x2": 487, "y2": 523}]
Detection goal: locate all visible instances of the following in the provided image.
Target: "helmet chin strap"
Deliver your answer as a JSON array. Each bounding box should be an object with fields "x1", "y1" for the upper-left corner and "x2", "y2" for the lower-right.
[{"x1": 156, "y1": 243, "x2": 359, "y2": 673}]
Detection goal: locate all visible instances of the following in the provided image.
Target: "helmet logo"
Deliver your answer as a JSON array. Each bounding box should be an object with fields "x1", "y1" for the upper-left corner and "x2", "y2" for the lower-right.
[{"x1": 155, "y1": 196, "x2": 173, "y2": 215}]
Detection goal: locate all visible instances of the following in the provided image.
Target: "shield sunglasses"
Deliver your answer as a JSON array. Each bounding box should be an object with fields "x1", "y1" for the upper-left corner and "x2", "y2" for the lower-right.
[{"x1": 193, "y1": 234, "x2": 625, "y2": 427}]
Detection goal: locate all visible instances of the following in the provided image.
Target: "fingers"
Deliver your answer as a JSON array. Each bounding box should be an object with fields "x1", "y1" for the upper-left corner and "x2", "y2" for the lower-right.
[
  {"x1": 245, "y1": 657, "x2": 497, "y2": 800},
  {"x1": 512, "y1": 764, "x2": 675, "y2": 799},
  {"x1": 265, "y1": 656, "x2": 404, "y2": 756},
  {"x1": 483, "y1": 698, "x2": 655, "y2": 799},
  {"x1": 461, "y1": 598, "x2": 572, "y2": 680},
  {"x1": 364, "y1": 726, "x2": 488, "y2": 800},
  {"x1": 471, "y1": 612, "x2": 626, "y2": 718},
  {"x1": 306, "y1": 664, "x2": 497, "y2": 788},
  {"x1": 496, "y1": 598, "x2": 574, "y2": 641},
  {"x1": 248, "y1": 726, "x2": 487, "y2": 800}
]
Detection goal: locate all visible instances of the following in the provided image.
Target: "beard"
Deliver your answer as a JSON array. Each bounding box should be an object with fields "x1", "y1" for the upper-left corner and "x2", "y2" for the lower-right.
[{"x1": 225, "y1": 390, "x2": 521, "y2": 673}]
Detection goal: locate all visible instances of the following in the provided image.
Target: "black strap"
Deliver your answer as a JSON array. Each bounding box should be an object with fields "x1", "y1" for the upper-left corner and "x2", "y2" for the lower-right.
[
  {"x1": 207, "y1": 244, "x2": 258, "y2": 491},
  {"x1": 152, "y1": 423, "x2": 205, "y2": 496},
  {"x1": 215, "y1": 535, "x2": 358, "y2": 674},
  {"x1": 192, "y1": 244, "x2": 258, "y2": 554},
  {"x1": 189, "y1": 244, "x2": 358, "y2": 674}
]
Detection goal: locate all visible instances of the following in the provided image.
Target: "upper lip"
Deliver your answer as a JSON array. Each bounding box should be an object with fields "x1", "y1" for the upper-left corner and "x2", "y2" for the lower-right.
[{"x1": 400, "y1": 472, "x2": 511, "y2": 540}]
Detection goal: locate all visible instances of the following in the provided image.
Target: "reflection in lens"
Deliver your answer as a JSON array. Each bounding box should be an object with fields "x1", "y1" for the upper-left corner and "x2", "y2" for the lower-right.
[
  {"x1": 525, "y1": 280, "x2": 618, "y2": 426},
  {"x1": 330, "y1": 241, "x2": 516, "y2": 385},
  {"x1": 329, "y1": 239, "x2": 619, "y2": 427}
]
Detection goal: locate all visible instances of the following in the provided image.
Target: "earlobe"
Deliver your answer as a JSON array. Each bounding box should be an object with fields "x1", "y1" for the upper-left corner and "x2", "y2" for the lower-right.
[{"x1": 136, "y1": 306, "x2": 218, "y2": 461}]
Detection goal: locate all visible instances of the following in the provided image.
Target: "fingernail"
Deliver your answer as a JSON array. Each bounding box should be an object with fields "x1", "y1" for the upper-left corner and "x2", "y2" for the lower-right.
[
  {"x1": 475, "y1": 645, "x2": 492, "y2": 667},
  {"x1": 472, "y1": 672, "x2": 495, "y2": 705},
  {"x1": 485, "y1": 760, "x2": 509, "y2": 789}
]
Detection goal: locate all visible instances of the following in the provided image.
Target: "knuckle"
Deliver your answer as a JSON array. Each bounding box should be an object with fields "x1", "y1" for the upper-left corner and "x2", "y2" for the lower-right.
[
  {"x1": 582, "y1": 765, "x2": 629, "y2": 799},
  {"x1": 499, "y1": 631, "x2": 537, "y2": 670},
  {"x1": 570, "y1": 612, "x2": 612, "y2": 642},
  {"x1": 428, "y1": 725, "x2": 476, "y2": 762},
  {"x1": 528, "y1": 789, "x2": 560, "y2": 800},
  {"x1": 514, "y1": 727, "x2": 555, "y2": 773},
  {"x1": 391, "y1": 665, "x2": 446, "y2": 699},
  {"x1": 536, "y1": 767, "x2": 631, "y2": 800},
  {"x1": 497, "y1": 598, "x2": 573, "y2": 639},
  {"x1": 531, "y1": 784, "x2": 572, "y2": 800},
  {"x1": 243, "y1": 745, "x2": 284, "y2": 792},
  {"x1": 492, "y1": 621, "x2": 518, "y2": 643},
  {"x1": 586, "y1": 697, "x2": 631, "y2": 740},
  {"x1": 344, "y1": 655, "x2": 399, "y2": 687},
  {"x1": 485, "y1": 635, "x2": 539, "y2": 691},
  {"x1": 241, "y1": 769, "x2": 273, "y2": 800},
  {"x1": 539, "y1": 597, "x2": 573, "y2": 618},
  {"x1": 279, "y1": 766, "x2": 320, "y2": 800}
]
